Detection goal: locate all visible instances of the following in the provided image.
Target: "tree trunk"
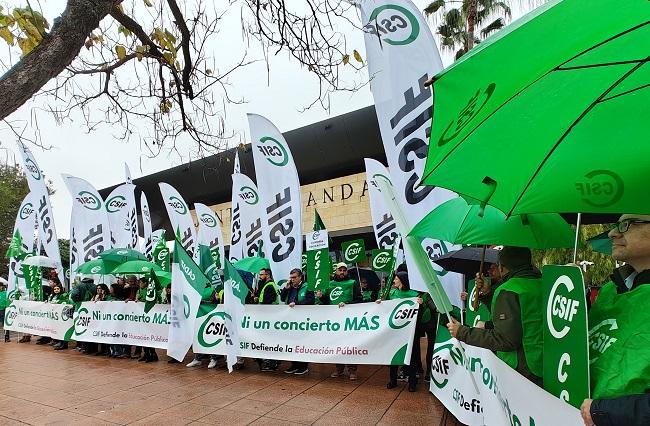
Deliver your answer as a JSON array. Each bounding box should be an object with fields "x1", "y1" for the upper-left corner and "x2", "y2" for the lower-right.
[
  {"x1": 0, "y1": 0, "x2": 115, "y2": 121},
  {"x1": 466, "y1": 0, "x2": 477, "y2": 52}
]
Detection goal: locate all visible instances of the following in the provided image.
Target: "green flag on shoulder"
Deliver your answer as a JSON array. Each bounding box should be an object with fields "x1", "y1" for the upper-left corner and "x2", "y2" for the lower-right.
[{"x1": 223, "y1": 258, "x2": 249, "y2": 372}]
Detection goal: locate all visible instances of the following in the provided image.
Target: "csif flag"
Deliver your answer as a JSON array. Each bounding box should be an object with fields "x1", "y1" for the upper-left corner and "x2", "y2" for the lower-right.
[
  {"x1": 105, "y1": 183, "x2": 138, "y2": 248},
  {"x1": 140, "y1": 193, "x2": 154, "y2": 258},
  {"x1": 232, "y1": 173, "x2": 266, "y2": 259},
  {"x1": 7, "y1": 193, "x2": 36, "y2": 300},
  {"x1": 159, "y1": 183, "x2": 196, "y2": 256},
  {"x1": 194, "y1": 203, "x2": 225, "y2": 271},
  {"x1": 229, "y1": 151, "x2": 244, "y2": 262},
  {"x1": 167, "y1": 239, "x2": 208, "y2": 361},
  {"x1": 222, "y1": 258, "x2": 249, "y2": 372},
  {"x1": 306, "y1": 210, "x2": 330, "y2": 291},
  {"x1": 151, "y1": 230, "x2": 170, "y2": 272}
]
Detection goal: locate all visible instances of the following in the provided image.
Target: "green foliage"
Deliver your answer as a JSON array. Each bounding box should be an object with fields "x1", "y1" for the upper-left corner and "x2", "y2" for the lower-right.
[
  {"x1": 532, "y1": 224, "x2": 616, "y2": 287},
  {"x1": 0, "y1": 4, "x2": 49, "y2": 56},
  {"x1": 58, "y1": 239, "x2": 70, "y2": 270},
  {"x1": 0, "y1": 164, "x2": 30, "y2": 277}
]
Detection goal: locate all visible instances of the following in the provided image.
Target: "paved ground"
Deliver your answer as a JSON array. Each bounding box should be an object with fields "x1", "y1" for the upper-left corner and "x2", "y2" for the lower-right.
[{"x1": 0, "y1": 337, "x2": 457, "y2": 426}]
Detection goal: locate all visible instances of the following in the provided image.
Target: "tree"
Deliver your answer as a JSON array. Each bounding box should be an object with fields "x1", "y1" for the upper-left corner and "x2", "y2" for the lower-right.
[
  {"x1": 0, "y1": 1, "x2": 361, "y2": 154},
  {"x1": 0, "y1": 163, "x2": 30, "y2": 277},
  {"x1": 424, "y1": 0, "x2": 513, "y2": 59}
]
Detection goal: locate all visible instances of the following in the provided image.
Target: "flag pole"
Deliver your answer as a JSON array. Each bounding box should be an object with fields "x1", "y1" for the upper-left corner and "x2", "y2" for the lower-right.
[{"x1": 573, "y1": 213, "x2": 582, "y2": 264}]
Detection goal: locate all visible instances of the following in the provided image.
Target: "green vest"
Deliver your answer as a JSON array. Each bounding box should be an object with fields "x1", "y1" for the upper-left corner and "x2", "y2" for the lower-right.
[
  {"x1": 589, "y1": 281, "x2": 650, "y2": 399},
  {"x1": 491, "y1": 277, "x2": 543, "y2": 378},
  {"x1": 362, "y1": 290, "x2": 374, "y2": 302},
  {"x1": 328, "y1": 279, "x2": 356, "y2": 304},
  {"x1": 418, "y1": 292, "x2": 433, "y2": 324},
  {"x1": 259, "y1": 281, "x2": 279, "y2": 305},
  {"x1": 388, "y1": 289, "x2": 419, "y2": 300}
]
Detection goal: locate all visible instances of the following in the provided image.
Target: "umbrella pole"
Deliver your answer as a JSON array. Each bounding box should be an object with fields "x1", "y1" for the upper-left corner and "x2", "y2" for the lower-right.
[
  {"x1": 355, "y1": 263, "x2": 362, "y2": 288},
  {"x1": 572, "y1": 213, "x2": 582, "y2": 264},
  {"x1": 471, "y1": 245, "x2": 487, "y2": 311}
]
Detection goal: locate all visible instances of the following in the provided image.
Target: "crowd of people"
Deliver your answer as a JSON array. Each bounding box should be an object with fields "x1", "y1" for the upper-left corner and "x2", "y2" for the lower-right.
[{"x1": 2, "y1": 213, "x2": 650, "y2": 425}]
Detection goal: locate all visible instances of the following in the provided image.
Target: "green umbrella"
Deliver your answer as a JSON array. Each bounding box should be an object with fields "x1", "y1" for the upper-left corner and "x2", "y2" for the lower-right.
[
  {"x1": 587, "y1": 230, "x2": 612, "y2": 255},
  {"x1": 234, "y1": 256, "x2": 270, "y2": 274},
  {"x1": 111, "y1": 260, "x2": 162, "y2": 275},
  {"x1": 410, "y1": 197, "x2": 577, "y2": 249},
  {"x1": 152, "y1": 270, "x2": 172, "y2": 287},
  {"x1": 422, "y1": 0, "x2": 649, "y2": 216},
  {"x1": 98, "y1": 248, "x2": 147, "y2": 264},
  {"x1": 76, "y1": 258, "x2": 120, "y2": 275}
]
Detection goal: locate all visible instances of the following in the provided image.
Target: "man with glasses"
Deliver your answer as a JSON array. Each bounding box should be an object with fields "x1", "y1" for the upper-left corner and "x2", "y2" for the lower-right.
[
  {"x1": 255, "y1": 268, "x2": 280, "y2": 372},
  {"x1": 581, "y1": 215, "x2": 650, "y2": 426},
  {"x1": 280, "y1": 268, "x2": 314, "y2": 375}
]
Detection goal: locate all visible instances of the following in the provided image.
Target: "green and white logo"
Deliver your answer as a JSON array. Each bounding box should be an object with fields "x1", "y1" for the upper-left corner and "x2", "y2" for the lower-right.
[
  {"x1": 197, "y1": 311, "x2": 227, "y2": 347},
  {"x1": 365, "y1": 4, "x2": 420, "y2": 46},
  {"x1": 342, "y1": 239, "x2": 366, "y2": 263},
  {"x1": 157, "y1": 248, "x2": 169, "y2": 262},
  {"x1": 90, "y1": 265, "x2": 102, "y2": 274},
  {"x1": 239, "y1": 186, "x2": 259, "y2": 205},
  {"x1": 439, "y1": 83, "x2": 496, "y2": 147},
  {"x1": 106, "y1": 195, "x2": 128, "y2": 213},
  {"x1": 74, "y1": 307, "x2": 91, "y2": 336},
  {"x1": 388, "y1": 299, "x2": 418, "y2": 330},
  {"x1": 76, "y1": 191, "x2": 101, "y2": 211},
  {"x1": 4, "y1": 304, "x2": 17, "y2": 327},
  {"x1": 547, "y1": 275, "x2": 581, "y2": 339},
  {"x1": 24, "y1": 157, "x2": 42, "y2": 180},
  {"x1": 19, "y1": 202, "x2": 34, "y2": 220},
  {"x1": 576, "y1": 170, "x2": 624, "y2": 208},
  {"x1": 146, "y1": 280, "x2": 157, "y2": 302},
  {"x1": 329, "y1": 286, "x2": 343, "y2": 301},
  {"x1": 200, "y1": 213, "x2": 217, "y2": 228},
  {"x1": 183, "y1": 294, "x2": 191, "y2": 319},
  {"x1": 168, "y1": 196, "x2": 187, "y2": 215},
  {"x1": 371, "y1": 249, "x2": 392, "y2": 272},
  {"x1": 258, "y1": 136, "x2": 289, "y2": 167}
]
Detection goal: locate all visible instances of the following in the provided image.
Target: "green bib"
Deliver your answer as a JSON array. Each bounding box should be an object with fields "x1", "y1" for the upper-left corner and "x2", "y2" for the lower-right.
[
  {"x1": 328, "y1": 279, "x2": 356, "y2": 304},
  {"x1": 258, "y1": 281, "x2": 279, "y2": 305},
  {"x1": 389, "y1": 289, "x2": 418, "y2": 300},
  {"x1": 491, "y1": 277, "x2": 543, "y2": 377},
  {"x1": 588, "y1": 281, "x2": 650, "y2": 399},
  {"x1": 362, "y1": 290, "x2": 374, "y2": 302}
]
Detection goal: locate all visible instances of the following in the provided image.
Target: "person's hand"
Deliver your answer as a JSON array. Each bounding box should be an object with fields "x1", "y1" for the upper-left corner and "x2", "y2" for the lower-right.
[
  {"x1": 253, "y1": 297, "x2": 259, "y2": 303},
  {"x1": 316, "y1": 290, "x2": 323, "y2": 298},
  {"x1": 338, "y1": 302, "x2": 345, "y2": 308},
  {"x1": 284, "y1": 282, "x2": 291, "y2": 289},
  {"x1": 580, "y1": 399, "x2": 594, "y2": 426},
  {"x1": 476, "y1": 321, "x2": 485, "y2": 329},
  {"x1": 416, "y1": 297, "x2": 423, "y2": 305},
  {"x1": 446, "y1": 318, "x2": 462, "y2": 338},
  {"x1": 375, "y1": 299, "x2": 381, "y2": 304},
  {"x1": 289, "y1": 302, "x2": 296, "y2": 308},
  {"x1": 460, "y1": 291, "x2": 468, "y2": 301}
]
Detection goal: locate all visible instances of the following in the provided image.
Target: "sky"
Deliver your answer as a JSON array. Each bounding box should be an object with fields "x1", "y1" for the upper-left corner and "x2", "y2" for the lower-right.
[{"x1": 0, "y1": 0, "x2": 530, "y2": 238}]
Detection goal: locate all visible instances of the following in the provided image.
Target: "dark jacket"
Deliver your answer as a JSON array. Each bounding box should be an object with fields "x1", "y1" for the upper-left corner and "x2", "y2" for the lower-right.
[
  {"x1": 280, "y1": 282, "x2": 315, "y2": 305},
  {"x1": 456, "y1": 266, "x2": 542, "y2": 385},
  {"x1": 589, "y1": 267, "x2": 650, "y2": 425}
]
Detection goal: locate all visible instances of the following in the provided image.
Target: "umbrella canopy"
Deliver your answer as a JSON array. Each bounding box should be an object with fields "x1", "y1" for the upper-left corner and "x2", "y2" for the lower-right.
[
  {"x1": 98, "y1": 248, "x2": 147, "y2": 264},
  {"x1": 410, "y1": 197, "x2": 577, "y2": 249},
  {"x1": 76, "y1": 258, "x2": 120, "y2": 275},
  {"x1": 432, "y1": 247, "x2": 501, "y2": 276},
  {"x1": 422, "y1": 0, "x2": 649, "y2": 216},
  {"x1": 112, "y1": 260, "x2": 162, "y2": 275},
  {"x1": 587, "y1": 230, "x2": 612, "y2": 255},
  {"x1": 152, "y1": 270, "x2": 172, "y2": 287},
  {"x1": 234, "y1": 257, "x2": 270, "y2": 274},
  {"x1": 348, "y1": 267, "x2": 380, "y2": 290},
  {"x1": 21, "y1": 255, "x2": 59, "y2": 269}
]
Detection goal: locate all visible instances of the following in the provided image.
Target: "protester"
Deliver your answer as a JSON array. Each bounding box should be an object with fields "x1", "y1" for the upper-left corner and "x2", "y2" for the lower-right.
[
  {"x1": 378, "y1": 271, "x2": 423, "y2": 391},
  {"x1": 46, "y1": 281, "x2": 69, "y2": 350},
  {"x1": 415, "y1": 290, "x2": 437, "y2": 383},
  {"x1": 0, "y1": 282, "x2": 8, "y2": 342},
  {"x1": 447, "y1": 246, "x2": 543, "y2": 386},
  {"x1": 317, "y1": 262, "x2": 363, "y2": 380},
  {"x1": 255, "y1": 268, "x2": 280, "y2": 371},
  {"x1": 92, "y1": 284, "x2": 111, "y2": 356},
  {"x1": 460, "y1": 262, "x2": 503, "y2": 314},
  {"x1": 280, "y1": 268, "x2": 314, "y2": 375},
  {"x1": 124, "y1": 275, "x2": 141, "y2": 359},
  {"x1": 360, "y1": 277, "x2": 377, "y2": 302},
  {"x1": 580, "y1": 215, "x2": 650, "y2": 426}
]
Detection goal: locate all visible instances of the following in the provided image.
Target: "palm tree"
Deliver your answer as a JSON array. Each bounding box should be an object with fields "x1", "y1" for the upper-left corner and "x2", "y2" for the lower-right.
[{"x1": 424, "y1": 0, "x2": 513, "y2": 59}]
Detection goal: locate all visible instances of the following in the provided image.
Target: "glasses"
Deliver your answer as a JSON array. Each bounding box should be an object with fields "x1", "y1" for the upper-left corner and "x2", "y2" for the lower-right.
[{"x1": 610, "y1": 219, "x2": 650, "y2": 233}]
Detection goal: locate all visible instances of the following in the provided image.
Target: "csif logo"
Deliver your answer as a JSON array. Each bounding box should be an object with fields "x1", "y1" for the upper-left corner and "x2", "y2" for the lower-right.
[
  {"x1": 106, "y1": 195, "x2": 128, "y2": 213},
  {"x1": 157, "y1": 248, "x2": 169, "y2": 261},
  {"x1": 239, "y1": 186, "x2": 259, "y2": 205},
  {"x1": 344, "y1": 242, "x2": 363, "y2": 261},
  {"x1": 24, "y1": 157, "x2": 42, "y2": 180},
  {"x1": 74, "y1": 307, "x2": 91, "y2": 336},
  {"x1": 388, "y1": 299, "x2": 418, "y2": 330},
  {"x1": 258, "y1": 136, "x2": 289, "y2": 167},
  {"x1": 200, "y1": 213, "x2": 217, "y2": 228},
  {"x1": 438, "y1": 83, "x2": 496, "y2": 147},
  {"x1": 575, "y1": 170, "x2": 623, "y2": 208},
  {"x1": 183, "y1": 294, "x2": 191, "y2": 319},
  {"x1": 90, "y1": 265, "x2": 102, "y2": 274},
  {"x1": 329, "y1": 286, "x2": 343, "y2": 301},
  {"x1": 180, "y1": 259, "x2": 196, "y2": 281},
  {"x1": 546, "y1": 275, "x2": 581, "y2": 339},
  {"x1": 364, "y1": 4, "x2": 420, "y2": 46},
  {"x1": 146, "y1": 281, "x2": 157, "y2": 302},
  {"x1": 4, "y1": 304, "x2": 17, "y2": 327},
  {"x1": 198, "y1": 311, "x2": 227, "y2": 347},
  {"x1": 76, "y1": 191, "x2": 101, "y2": 211},
  {"x1": 167, "y1": 196, "x2": 187, "y2": 215},
  {"x1": 19, "y1": 202, "x2": 34, "y2": 220},
  {"x1": 372, "y1": 251, "x2": 391, "y2": 270}
]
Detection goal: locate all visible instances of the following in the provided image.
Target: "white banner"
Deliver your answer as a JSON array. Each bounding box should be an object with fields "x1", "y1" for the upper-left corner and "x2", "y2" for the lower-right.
[
  {"x1": 193, "y1": 298, "x2": 418, "y2": 364},
  {"x1": 365, "y1": 159, "x2": 400, "y2": 250},
  {"x1": 194, "y1": 203, "x2": 225, "y2": 269},
  {"x1": 306, "y1": 230, "x2": 329, "y2": 251},
  {"x1": 63, "y1": 175, "x2": 112, "y2": 264},
  {"x1": 430, "y1": 334, "x2": 583, "y2": 426},
  {"x1": 248, "y1": 113, "x2": 302, "y2": 284},
  {"x1": 229, "y1": 151, "x2": 244, "y2": 263},
  {"x1": 141, "y1": 193, "x2": 153, "y2": 258},
  {"x1": 4, "y1": 300, "x2": 74, "y2": 340},
  {"x1": 16, "y1": 141, "x2": 63, "y2": 282},
  {"x1": 73, "y1": 301, "x2": 170, "y2": 348},
  {"x1": 159, "y1": 182, "x2": 196, "y2": 256},
  {"x1": 358, "y1": 1, "x2": 463, "y2": 305},
  {"x1": 232, "y1": 173, "x2": 265, "y2": 258},
  {"x1": 105, "y1": 183, "x2": 138, "y2": 248},
  {"x1": 7, "y1": 193, "x2": 36, "y2": 300}
]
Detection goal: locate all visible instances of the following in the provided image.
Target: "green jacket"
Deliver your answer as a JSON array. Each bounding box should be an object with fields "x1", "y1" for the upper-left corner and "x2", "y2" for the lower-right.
[
  {"x1": 0, "y1": 290, "x2": 7, "y2": 309},
  {"x1": 457, "y1": 275, "x2": 543, "y2": 382}
]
